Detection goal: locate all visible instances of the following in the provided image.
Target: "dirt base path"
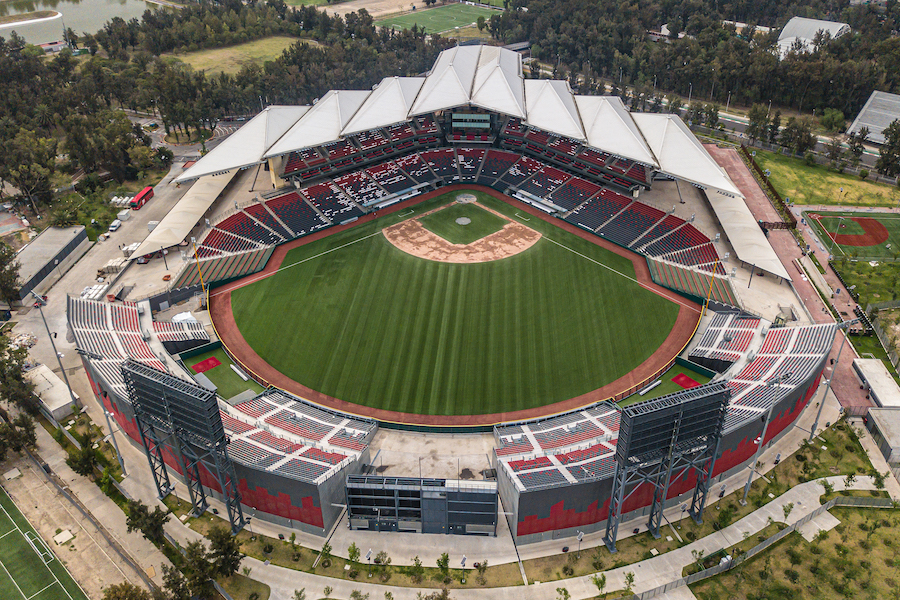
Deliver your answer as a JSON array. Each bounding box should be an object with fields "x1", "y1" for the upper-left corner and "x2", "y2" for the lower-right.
[
  {"x1": 807, "y1": 213, "x2": 890, "y2": 247},
  {"x1": 209, "y1": 185, "x2": 702, "y2": 427}
]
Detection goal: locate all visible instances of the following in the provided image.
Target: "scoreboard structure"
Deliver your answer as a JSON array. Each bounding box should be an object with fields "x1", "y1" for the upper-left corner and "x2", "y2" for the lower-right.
[{"x1": 604, "y1": 382, "x2": 730, "y2": 551}]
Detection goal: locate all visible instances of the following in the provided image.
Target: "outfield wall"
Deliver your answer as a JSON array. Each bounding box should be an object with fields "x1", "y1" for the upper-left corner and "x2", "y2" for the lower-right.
[{"x1": 502, "y1": 360, "x2": 826, "y2": 543}]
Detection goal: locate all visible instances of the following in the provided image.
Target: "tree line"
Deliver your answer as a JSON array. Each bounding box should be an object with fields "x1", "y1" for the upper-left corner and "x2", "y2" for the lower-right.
[{"x1": 487, "y1": 0, "x2": 900, "y2": 120}]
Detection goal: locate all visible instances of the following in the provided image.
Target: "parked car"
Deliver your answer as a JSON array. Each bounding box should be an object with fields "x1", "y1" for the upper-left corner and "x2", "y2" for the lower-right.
[{"x1": 108, "y1": 219, "x2": 122, "y2": 232}]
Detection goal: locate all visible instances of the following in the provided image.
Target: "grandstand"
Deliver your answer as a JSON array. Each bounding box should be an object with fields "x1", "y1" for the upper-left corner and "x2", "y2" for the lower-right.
[{"x1": 689, "y1": 312, "x2": 762, "y2": 371}]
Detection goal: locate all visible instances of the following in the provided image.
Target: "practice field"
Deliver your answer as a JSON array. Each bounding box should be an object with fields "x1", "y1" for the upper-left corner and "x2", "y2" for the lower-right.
[
  {"x1": 0, "y1": 485, "x2": 88, "y2": 600},
  {"x1": 754, "y1": 149, "x2": 900, "y2": 207},
  {"x1": 804, "y1": 210, "x2": 900, "y2": 260},
  {"x1": 375, "y1": 4, "x2": 498, "y2": 33},
  {"x1": 168, "y1": 36, "x2": 304, "y2": 76},
  {"x1": 229, "y1": 191, "x2": 683, "y2": 417},
  {"x1": 418, "y1": 202, "x2": 506, "y2": 245}
]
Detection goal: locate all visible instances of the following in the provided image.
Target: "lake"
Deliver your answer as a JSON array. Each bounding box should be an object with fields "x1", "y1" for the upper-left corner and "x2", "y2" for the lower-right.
[{"x1": 0, "y1": 0, "x2": 156, "y2": 44}]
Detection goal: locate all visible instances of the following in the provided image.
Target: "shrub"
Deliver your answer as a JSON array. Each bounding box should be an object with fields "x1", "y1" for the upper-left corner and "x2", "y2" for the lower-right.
[
  {"x1": 263, "y1": 543, "x2": 274, "y2": 554},
  {"x1": 859, "y1": 169, "x2": 869, "y2": 180},
  {"x1": 795, "y1": 454, "x2": 806, "y2": 462},
  {"x1": 562, "y1": 565, "x2": 574, "y2": 576},
  {"x1": 785, "y1": 569, "x2": 800, "y2": 583}
]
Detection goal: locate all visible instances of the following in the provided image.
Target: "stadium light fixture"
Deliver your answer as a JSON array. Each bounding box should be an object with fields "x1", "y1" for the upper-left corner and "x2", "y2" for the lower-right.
[{"x1": 740, "y1": 371, "x2": 792, "y2": 505}]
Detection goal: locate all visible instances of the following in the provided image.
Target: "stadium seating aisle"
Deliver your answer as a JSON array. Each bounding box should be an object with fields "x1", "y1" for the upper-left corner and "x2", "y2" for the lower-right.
[{"x1": 265, "y1": 191, "x2": 330, "y2": 236}]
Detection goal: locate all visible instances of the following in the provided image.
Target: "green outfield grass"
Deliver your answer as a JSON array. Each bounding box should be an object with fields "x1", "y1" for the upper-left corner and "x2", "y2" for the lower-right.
[
  {"x1": 0, "y1": 485, "x2": 88, "y2": 600},
  {"x1": 231, "y1": 191, "x2": 682, "y2": 416},
  {"x1": 754, "y1": 149, "x2": 900, "y2": 207},
  {"x1": 804, "y1": 210, "x2": 900, "y2": 260},
  {"x1": 418, "y1": 202, "x2": 507, "y2": 244},
  {"x1": 185, "y1": 347, "x2": 265, "y2": 400},
  {"x1": 375, "y1": 4, "x2": 498, "y2": 34}
]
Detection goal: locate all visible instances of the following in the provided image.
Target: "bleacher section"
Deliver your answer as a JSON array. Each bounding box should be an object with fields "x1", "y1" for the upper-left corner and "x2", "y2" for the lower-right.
[
  {"x1": 216, "y1": 211, "x2": 283, "y2": 246},
  {"x1": 245, "y1": 203, "x2": 292, "y2": 240},
  {"x1": 518, "y1": 166, "x2": 571, "y2": 199},
  {"x1": 153, "y1": 321, "x2": 210, "y2": 343},
  {"x1": 547, "y1": 178, "x2": 601, "y2": 212},
  {"x1": 564, "y1": 189, "x2": 631, "y2": 231},
  {"x1": 303, "y1": 184, "x2": 364, "y2": 221},
  {"x1": 365, "y1": 162, "x2": 416, "y2": 195},
  {"x1": 689, "y1": 312, "x2": 760, "y2": 369},
  {"x1": 219, "y1": 388, "x2": 376, "y2": 484},
  {"x1": 421, "y1": 148, "x2": 459, "y2": 179},
  {"x1": 647, "y1": 258, "x2": 739, "y2": 307},
  {"x1": 495, "y1": 322, "x2": 835, "y2": 492},
  {"x1": 264, "y1": 191, "x2": 329, "y2": 236},
  {"x1": 456, "y1": 148, "x2": 485, "y2": 178},
  {"x1": 334, "y1": 171, "x2": 389, "y2": 205}
]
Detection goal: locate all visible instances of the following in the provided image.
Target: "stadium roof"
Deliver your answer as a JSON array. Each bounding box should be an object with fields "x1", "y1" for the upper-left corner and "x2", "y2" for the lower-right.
[
  {"x1": 524, "y1": 79, "x2": 585, "y2": 141},
  {"x1": 342, "y1": 77, "x2": 425, "y2": 136},
  {"x1": 176, "y1": 106, "x2": 309, "y2": 182},
  {"x1": 848, "y1": 90, "x2": 900, "y2": 145},
  {"x1": 131, "y1": 170, "x2": 237, "y2": 258},
  {"x1": 631, "y1": 113, "x2": 743, "y2": 198},
  {"x1": 575, "y1": 96, "x2": 657, "y2": 167},
  {"x1": 265, "y1": 90, "x2": 372, "y2": 158},
  {"x1": 777, "y1": 17, "x2": 849, "y2": 58},
  {"x1": 175, "y1": 45, "x2": 742, "y2": 197}
]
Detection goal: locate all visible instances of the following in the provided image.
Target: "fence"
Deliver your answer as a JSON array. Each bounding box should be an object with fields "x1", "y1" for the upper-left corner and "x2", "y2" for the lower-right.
[
  {"x1": 609, "y1": 495, "x2": 895, "y2": 600},
  {"x1": 738, "y1": 145, "x2": 798, "y2": 229},
  {"x1": 871, "y1": 318, "x2": 900, "y2": 373}
]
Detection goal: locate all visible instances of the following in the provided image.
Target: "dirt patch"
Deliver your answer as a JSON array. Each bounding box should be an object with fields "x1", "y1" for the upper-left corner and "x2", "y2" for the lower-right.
[
  {"x1": 382, "y1": 201, "x2": 541, "y2": 263},
  {"x1": 810, "y1": 214, "x2": 890, "y2": 247}
]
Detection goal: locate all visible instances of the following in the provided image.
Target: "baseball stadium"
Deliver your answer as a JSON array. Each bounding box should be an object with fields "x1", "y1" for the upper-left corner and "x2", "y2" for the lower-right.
[{"x1": 68, "y1": 45, "x2": 834, "y2": 544}]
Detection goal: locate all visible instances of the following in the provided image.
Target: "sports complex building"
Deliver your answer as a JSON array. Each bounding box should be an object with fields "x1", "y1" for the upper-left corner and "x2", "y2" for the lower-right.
[{"x1": 68, "y1": 45, "x2": 834, "y2": 544}]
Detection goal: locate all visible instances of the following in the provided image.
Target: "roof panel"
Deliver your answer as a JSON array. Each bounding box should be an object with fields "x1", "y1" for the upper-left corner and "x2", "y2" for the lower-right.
[
  {"x1": 342, "y1": 77, "x2": 426, "y2": 136},
  {"x1": 470, "y1": 46, "x2": 526, "y2": 119},
  {"x1": 848, "y1": 90, "x2": 900, "y2": 145},
  {"x1": 632, "y1": 113, "x2": 742, "y2": 198},
  {"x1": 524, "y1": 80, "x2": 585, "y2": 141},
  {"x1": 265, "y1": 90, "x2": 372, "y2": 158},
  {"x1": 409, "y1": 45, "x2": 481, "y2": 116},
  {"x1": 174, "y1": 106, "x2": 310, "y2": 184},
  {"x1": 574, "y1": 96, "x2": 657, "y2": 167}
]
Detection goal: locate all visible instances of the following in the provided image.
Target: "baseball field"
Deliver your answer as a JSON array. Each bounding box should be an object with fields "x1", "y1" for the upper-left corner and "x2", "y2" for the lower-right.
[
  {"x1": 375, "y1": 4, "x2": 497, "y2": 34},
  {"x1": 804, "y1": 211, "x2": 900, "y2": 260},
  {"x1": 226, "y1": 190, "x2": 685, "y2": 417}
]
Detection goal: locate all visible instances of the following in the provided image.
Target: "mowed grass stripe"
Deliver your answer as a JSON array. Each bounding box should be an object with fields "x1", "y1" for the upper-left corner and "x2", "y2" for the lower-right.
[{"x1": 232, "y1": 192, "x2": 680, "y2": 415}]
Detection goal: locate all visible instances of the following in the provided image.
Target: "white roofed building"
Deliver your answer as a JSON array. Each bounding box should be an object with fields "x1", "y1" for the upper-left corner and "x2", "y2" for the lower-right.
[{"x1": 776, "y1": 17, "x2": 849, "y2": 59}]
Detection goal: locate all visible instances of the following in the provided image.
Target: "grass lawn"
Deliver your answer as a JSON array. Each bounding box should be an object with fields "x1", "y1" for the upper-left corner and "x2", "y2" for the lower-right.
[
  {"x1": 830, "y1": 258, "x2": 900, "y2": 306},
  {"x1": 376, "y1": 4, "x2": 498, "y2": 33},
  {"x1": 217, "y1": 573, "x2": 270, "y2": 600},
  {"x1": 619, "y1": 363, "x2": 712, "y2": 407},
  {"x1": 0, "y1": 486, "x2": 89, "y2": 600},
  {"x1": 169, "y1": 36, "x2": 301, "y2": 76},
  {"x1": 804, "y1": 210, "x2": 900, "y2": 261},
  {"x1": 0, "y1": 10, "x2": 57, "y2": 25},
  {"x1": 754, "y1": 149, "x2": 900, "y2": 207},
  {"x1": 231, "y1": 190, "x2": 681, "y2": 416},
  {"x1": 418, "y1": 202, "x2": 507, "y2": 244},
  {"x1": 184, "y1": 347, "x2": 265, "y2": 400}
]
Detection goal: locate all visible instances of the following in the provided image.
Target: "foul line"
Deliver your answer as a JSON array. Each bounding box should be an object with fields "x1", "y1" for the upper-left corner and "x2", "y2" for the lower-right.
[
  {"x1": 211, "y1": 230, "x2": 384, "y2": 297},
  {"x1": 544, "y1": 237, "x2": 701, "y2": 312}
]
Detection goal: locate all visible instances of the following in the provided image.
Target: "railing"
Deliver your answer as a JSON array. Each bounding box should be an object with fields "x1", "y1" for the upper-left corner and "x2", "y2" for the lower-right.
[
  {"x1": 738, "y1": 145, "x2": 797, "y2": 229},
  {"x1": 608, "y1": 495, "x2": 895, "y2": 600}
]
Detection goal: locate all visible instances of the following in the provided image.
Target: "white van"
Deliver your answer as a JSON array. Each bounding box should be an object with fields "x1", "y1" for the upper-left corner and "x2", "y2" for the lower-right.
[{"x1": 108, "y1": 219, "x2": 122, "y2": 232}]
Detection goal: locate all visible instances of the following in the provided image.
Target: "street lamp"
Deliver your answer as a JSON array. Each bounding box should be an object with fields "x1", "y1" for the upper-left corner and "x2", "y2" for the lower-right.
[
  {"x1": 30, "y1": 292, "x2": 79, "y2": 413},
  {"x1": 688, "y1": 82, "x2": 693, "y2": 105},
  {"x1": 679, "y1": 503, "x2": 687, "y2": 528},
  {"x1": 741, "y1": 372, "x2": 793, "y2": 505},
  {"x1": 576, "y1": 531, "x2": 583, "y2": 558},
  {"x1": 366, "y1": 548, "x2": 373, "y2": 577},
  {"x1": 809, "y1": 319, "x2": 860, "y2": 441}
]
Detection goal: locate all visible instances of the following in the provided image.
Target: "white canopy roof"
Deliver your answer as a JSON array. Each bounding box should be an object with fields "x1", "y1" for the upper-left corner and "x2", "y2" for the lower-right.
[
  {"x1": 342, "y1": 77, "x2": 426, "y2": 136},
  {"x1": 704, "y1": 192, "x2": 791, "y2": 281},
  {"x1": 265, "y1": 90, "x2": 372, "y2": 158},
  {"x1": 409, "y1": 45, "x2": 481, "y2": 116},
  {"x1": 575, "y1": 96, "x2": 657, "y2": 167},
  {"x1": 632, "y1": 113, "x2": 743, "y2": 198},
  {"x1": 470, "y1": 45, "x2": 526, "y2": 119},
  {"x1": 175, "y1": 106, "x2": 309, "y2": 184},
  {"x1": 777, "y1": 17, "x2": 849, "y2": 58},
  {"x1": 131, "y1": 170, "x2": 237, "y2": 259},
  {"x1": 524, "y1": 79, "x2": 585, "y2": 141}
]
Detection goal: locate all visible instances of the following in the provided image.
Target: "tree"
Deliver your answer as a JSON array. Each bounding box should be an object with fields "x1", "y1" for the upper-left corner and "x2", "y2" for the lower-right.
[
  {"x1": 102, "y1": 582, "x2": 151, "y2": 600},
  {"x1": 848, "y1": 127, "x2": 869, "y2": 169},
  {"x1": 437, "y1": 552, "x2": 450, "y2": 575},
  {"x1": 208, "y1": 525, "x2": 243, "y2": 578},
  {"x1": 293, "y1": 590, "x2": 306, "y2": 600},
  {"x1": 476, "y1": 559, "x2": 488, "y2": 585},
  {"x1": 2, "y1": 128, "x2": 57, "y2": 212},
  {"x1": 556, "y1": 587, "x2": 570, "y2": 600},
  {"x1": 844, "y1": 473, "x2": 857, "y2": 487},
  {"x1": 780, "y1": 117, "x2": 816, "y2": 155},
  {"x1": 705, "y1": 103, "x2": 720, "y2": 129},
  {"x1": 624, "y1": 571, "x2": 635, "y2": 593},
  {"x1": 746, "y1": 104, "x2": 769, "y2": 143},
  {"x1": 591, "y1": 573, "x2": 606, "y2": 595},
  {"x1": 477, "y1": 16, "x2": 486, "y2": 32},
  {"x1": 320, "y1": 541, "x2": 333, "y2": 566},
  {"x1": 767, "y1": 111, "x2": 781, "y2": 144},
  {"x1": 0, "y1": 244, "x2": 20, "y2": 306},
  {"x1": 66, "y1": 443, "x2": 98, "y2": 477},
  {"x1": 826, "y1": 134, "x2": 844, "y2": 167},
  {"x1": 323, "y1": 587, "x2": 333, "y2": 599},
  {"x1": 877, "y1": 120, "x2": 900, "y2": 178},
  {"x1": 162, "y1": 564, "x2": 191, "y2": 600},
  {"x1": 821, "y1": 108, "x2": 845, "y2": 132},
  {"x1": 782, "y1": 502, "x2": 794, "y2": 521},
  {"x1": 410, "y1": 555, "x2": 425, "y2": 583},
  {"x1": 184, "y1": 539, "x2": 215, "y2": 599},
  {"x1": 666, "y1": 95, "x2": 683, "y2": 116},
  {"x1": 125, "y1": 499, "x2": 170, "y2": 546},
  {"x1": 0, "y1": 414, "x2": 36, "y2": 462},
  {"x1": 350, "y1": 591, "x2": 370, "y2": 600},
  {"x1": 348, "y1": 542, "x2": 360, "y2": 564}
]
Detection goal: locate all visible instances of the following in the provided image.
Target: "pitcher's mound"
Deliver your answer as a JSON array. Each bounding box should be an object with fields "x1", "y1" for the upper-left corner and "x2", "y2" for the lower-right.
[{"x1": 456, "y1": 217, "x2": 472, "y2": 225}]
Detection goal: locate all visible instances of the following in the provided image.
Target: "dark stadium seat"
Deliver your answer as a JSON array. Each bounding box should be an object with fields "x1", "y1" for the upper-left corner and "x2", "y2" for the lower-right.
[
  {"x1": 216, "y1": 211, "x2": 283, "y2": 245},
  {"x1": 245, "y1": 203, "x2": 292, "y2": 240},
  {"x1": 303, "y1": 183, "x2": 365, "y2": 221},
  {"x1": 499, "y1": 156, "x2": 544, "y2": 187},
  {"x1": 334, "y1": 171, "x2": 389, "y2": 205},
  {"x1": 421, "y1": 148, "x2": 459, "y2": 179},
  {"x1": 456, "y1": 148, "x2": 486, "y2": 178},
  {"x1": 365, "y1": 161, "x2": 416, "y2": 195},
  {"x1": 548, "y1": 177, "x2": 602, "y2": 211},
  {"x1": 265, "y1": 192, "x2": 329, "y2": 236},
  {"x1": 395, "y1": 153, "x2": 438, "y2": 184}
]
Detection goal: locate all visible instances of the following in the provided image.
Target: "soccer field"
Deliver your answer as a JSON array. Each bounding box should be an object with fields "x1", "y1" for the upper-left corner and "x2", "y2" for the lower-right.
[
  {"x1": 0, "y1": 485, "x2": 88, "y2": 600},
  {"x1": 230, "y1": 191, "x2": 682, "y2": 417},
  {"x1": 804, "y1": 210, "x2": 900, "y2": 260},
  {"x1": 375, "y1": 4, "x2": 498, "y2": 34}
]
